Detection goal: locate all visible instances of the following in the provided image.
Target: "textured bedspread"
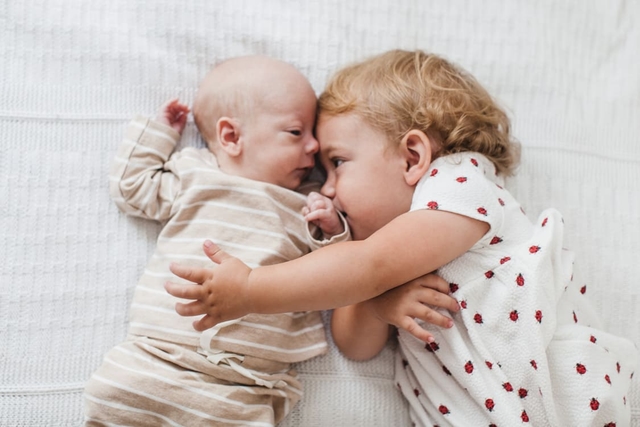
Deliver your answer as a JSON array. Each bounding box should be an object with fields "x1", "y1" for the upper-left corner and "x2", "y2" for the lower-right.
[{"x1": 1, "y1": 1, "x2": 638, "y2": 425}]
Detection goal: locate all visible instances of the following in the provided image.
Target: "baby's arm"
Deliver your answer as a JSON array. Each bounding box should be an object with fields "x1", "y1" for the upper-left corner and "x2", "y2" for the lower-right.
[
  {"x1": 303, "y1": 191, "x2": 345, "y2": 238},
  {"x1": 110, "y1": 99, "x2": 190, "y2": 220},
  {"x1": 332, "y1": 273, "x2": 457, "y2": 360},
  {"x1": 166, "y1": 208, "x2": 487, "y2": 330}
]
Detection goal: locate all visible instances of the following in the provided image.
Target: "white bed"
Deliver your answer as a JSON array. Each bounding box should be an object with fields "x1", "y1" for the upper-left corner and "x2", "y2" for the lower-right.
[{"x1": 1, "y1": 1, "x2": 638, "y2": 425}]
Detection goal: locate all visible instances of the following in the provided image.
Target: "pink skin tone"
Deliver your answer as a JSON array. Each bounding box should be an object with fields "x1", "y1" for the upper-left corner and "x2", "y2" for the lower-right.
[
  {"x1": 224, "y1": 87, "x2": 319, "y2": 190},
  {"x1": 156, "y1": 96, "x2": 319, "y2": 193},
  {"x1": 196, "y1": 55, "x2": 323, "y2": 191},
  {"x1": 156, "y1": 98, "x2": 190, "y2": 133},
  {"x1": 303, "y1": 191, "x2": 344, "y2": 238}
]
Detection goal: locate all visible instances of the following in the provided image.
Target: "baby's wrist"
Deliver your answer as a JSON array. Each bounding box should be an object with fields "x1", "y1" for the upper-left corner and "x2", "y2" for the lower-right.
[
  {"x1": 322, "y1": 224, "x2": 345, "y2": 239},
  {"x1": 154, "y1": 115, "x2": 170, "y2": 126}
]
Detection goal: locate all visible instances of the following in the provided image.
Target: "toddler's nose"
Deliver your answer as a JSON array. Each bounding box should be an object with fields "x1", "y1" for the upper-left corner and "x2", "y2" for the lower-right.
[{"x1": 320, "y1": 175, "x2": 335, "y2": 198}]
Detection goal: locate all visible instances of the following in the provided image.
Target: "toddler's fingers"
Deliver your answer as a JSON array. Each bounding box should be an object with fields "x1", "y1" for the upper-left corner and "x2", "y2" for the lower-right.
[
  {"x1": 400, "y1": 317, "x2": 436, "y2": 343},
  {"x1": 414, "y1": 304, "x2": 454, "y2": 329},
  {"x1": 413, "y1": 273, "x2": 450, "y2": 294},
  {"x1": 304, "y1": 210, "x2": 323, "y2": 223},
  {"x1": 174, "y1": 300, "x2": 207, "y2": 317},
  {"x1": 164, "y1": 281, "x2": 204, "y2": 299},
  {"x1": 169, "y1": 262, "x2": 211, "y2": 283},
  {"x1": 193, "y1": 314, "x2": 220, "y2": 332},
  {"x1": 419, "y1": 288, "x2": 460, "y2": 313}
]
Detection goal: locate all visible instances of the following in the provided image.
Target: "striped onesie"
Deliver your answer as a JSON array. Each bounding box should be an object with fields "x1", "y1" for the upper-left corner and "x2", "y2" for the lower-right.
[{"x1": 84, "y1": 117, "x2": 349, "y2": 426}]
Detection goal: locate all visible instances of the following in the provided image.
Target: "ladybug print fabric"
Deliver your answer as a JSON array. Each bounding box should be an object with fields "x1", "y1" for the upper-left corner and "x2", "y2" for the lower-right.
[{"x1": 394, "y1": 153, "x2": 637, "y2": 426}]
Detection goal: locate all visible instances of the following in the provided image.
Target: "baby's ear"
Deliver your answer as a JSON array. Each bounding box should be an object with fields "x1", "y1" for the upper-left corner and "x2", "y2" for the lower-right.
[
  {"x1": 216, "y1": 117, "x2": 242, "y2": 157},
  {"x1": 401, "y1": 130, "x2": 433, "y2": 186}
]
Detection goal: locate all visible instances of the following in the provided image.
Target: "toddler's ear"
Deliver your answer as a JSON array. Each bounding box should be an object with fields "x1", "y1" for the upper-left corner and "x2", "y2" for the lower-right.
[
  {"x1": 216, "y1": 117, "x2": 242, "y2": 156},
  {"x1": 401, "y1": 130, "x2": 433, "y2": 186}
]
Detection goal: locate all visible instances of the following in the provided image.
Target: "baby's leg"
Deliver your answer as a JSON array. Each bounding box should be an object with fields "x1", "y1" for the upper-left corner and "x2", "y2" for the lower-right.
[{"x1": 83, "y1": 337, "x2": 301, "y2": 426}]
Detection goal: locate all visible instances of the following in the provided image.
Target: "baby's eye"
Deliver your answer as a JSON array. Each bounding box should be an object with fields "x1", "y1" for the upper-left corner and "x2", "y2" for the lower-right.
[
  {"x1": 332, "y1": 158, "x2": 344, "y2": 168},
  {"x1": 289, "y1": 130, "x2": 302, "y2": 136}
]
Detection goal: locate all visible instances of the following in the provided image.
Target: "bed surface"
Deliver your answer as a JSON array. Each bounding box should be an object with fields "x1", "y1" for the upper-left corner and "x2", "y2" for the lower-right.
[{"x1": 1, "y1": 1, "x2": 638, "y2": 425}]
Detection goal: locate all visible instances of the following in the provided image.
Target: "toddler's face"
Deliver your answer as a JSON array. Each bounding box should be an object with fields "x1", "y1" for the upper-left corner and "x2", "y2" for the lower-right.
[
  {"x1": 317, "y1": 113, "x2": 415, "y2": 240},
  {"x1": 239, "y1": 80, "x2": 319, "y2": 190}
]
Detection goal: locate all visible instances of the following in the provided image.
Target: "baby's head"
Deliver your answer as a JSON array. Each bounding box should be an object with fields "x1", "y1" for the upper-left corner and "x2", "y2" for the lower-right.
[
  {"x1": 319, "y1": 49, "x2": 518, "y2": 176},
  {"x1": 193, "y1": 55, "x2": 319, "y2": 190}
]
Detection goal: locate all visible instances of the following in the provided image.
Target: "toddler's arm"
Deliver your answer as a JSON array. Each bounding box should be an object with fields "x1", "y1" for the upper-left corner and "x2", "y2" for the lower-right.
[
  {"x1": 303, "y1": 191, "x2": 345, "y2": 238},
  {"x1": 366, "y1": 276, "x2": 457, "y2": 342},
  {"x1": 165, "y1": 208, "x2": 487, "y2": 331},
  {"x1": 332, "y1": 273, "x2": 457, "y2": 360}
]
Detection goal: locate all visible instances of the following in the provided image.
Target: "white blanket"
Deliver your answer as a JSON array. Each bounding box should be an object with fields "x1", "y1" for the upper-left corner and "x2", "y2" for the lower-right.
[{"x1": 1, "y1": 1, "x2": 638, "y2": 425}]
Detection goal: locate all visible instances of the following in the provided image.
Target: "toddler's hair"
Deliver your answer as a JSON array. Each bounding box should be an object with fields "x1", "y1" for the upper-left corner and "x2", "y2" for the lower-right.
[{"x1": 319, "y1": 50, "x2": 519, "y2": 175}]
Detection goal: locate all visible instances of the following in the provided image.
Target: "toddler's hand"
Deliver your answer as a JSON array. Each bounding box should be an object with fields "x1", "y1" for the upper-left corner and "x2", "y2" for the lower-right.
[
  {"x1": 368, "y1": 273, "x2": 459, "y2": 343},
  {"x1": 156, "y1": 98, "x2": 190, "y2": 134},
  {"x1": 165, "y1": 240, "x2": 254, "y2": 331},
  {"x1": 303, "y1": 191, "x2": 344, "y2": 238}
]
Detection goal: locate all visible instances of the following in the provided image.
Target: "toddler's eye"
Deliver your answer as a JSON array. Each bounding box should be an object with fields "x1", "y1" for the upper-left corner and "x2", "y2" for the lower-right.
[
  {"x1": 332, "y1": 159, "x2": 344, "y2": 168},
  {"x1": 289, "y1": 130, "x2": 302, "y2": 136}
]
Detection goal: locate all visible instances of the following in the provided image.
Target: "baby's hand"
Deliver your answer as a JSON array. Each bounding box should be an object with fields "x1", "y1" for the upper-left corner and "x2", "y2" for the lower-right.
[
  {"x1": 303, "y1": 191, "x2": 344, "y2": 238},
  {"x1": 368, "y1": 273, "x2": 459, "y2": 343},
  {"x1": 156, "y1": 98, "x2": 190, "y2": 134},
  {"x1": 165, "y1": 240, "x2": 254, "y2": 331}
]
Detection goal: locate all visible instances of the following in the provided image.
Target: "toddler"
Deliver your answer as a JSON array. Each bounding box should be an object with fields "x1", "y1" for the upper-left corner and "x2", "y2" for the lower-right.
[{"x1": 167, "y1": 50, "x2": 637, "y2": 426}]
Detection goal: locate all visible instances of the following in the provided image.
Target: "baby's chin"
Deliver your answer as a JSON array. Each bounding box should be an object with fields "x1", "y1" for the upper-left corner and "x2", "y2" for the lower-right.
[{"x1": 287, "y1": 168, "x2": 312, "y2": 188}]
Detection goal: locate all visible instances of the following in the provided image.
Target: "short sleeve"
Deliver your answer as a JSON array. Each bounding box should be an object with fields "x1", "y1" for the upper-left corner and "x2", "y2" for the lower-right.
[{"x1": 410, "y1": 153, "x2": 504, "y2": 246}]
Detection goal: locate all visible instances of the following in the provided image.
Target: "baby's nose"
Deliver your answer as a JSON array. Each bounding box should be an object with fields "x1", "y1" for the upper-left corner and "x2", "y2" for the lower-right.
[{"x1": 306, "y1": 135, "x2": 319, "y2": 154}]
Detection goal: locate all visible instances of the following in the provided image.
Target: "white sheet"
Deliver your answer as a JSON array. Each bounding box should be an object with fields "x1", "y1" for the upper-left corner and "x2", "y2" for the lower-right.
[{"x1": 1, "y1": 1, "x2": 638, "y2": 425}]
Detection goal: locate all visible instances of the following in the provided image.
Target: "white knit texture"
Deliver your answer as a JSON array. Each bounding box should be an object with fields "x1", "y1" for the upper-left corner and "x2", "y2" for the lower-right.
[{"x1": 1, "y1": 0, "x2": 638, "y2": 425}]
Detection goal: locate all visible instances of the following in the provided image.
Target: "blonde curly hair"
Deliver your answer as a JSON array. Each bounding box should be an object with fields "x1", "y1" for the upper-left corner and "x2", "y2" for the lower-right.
[{"x1": 318, "y1": 50, "x2": 519, "y2": 175}]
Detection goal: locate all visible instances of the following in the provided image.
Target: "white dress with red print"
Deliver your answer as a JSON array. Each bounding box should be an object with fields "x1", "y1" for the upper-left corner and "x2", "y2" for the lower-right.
[{"x1": 395, "y1": 152, "x2": 637, "y2": 427}]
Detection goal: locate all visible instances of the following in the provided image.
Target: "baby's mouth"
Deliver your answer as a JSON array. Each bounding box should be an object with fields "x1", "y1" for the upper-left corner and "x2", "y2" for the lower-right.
[{"x1": 297, "y1": 167, "x2": 312, "y2": 180}]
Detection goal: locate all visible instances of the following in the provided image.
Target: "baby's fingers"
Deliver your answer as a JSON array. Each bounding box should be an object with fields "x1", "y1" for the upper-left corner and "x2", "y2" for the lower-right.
[{"x1": 304, "y1": 210, "x2": 324, "y2": 223}]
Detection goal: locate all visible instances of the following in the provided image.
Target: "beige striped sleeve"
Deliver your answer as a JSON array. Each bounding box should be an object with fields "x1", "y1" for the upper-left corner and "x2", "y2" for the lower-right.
[
  {"x1": 109, "y1": 116, "x2": 182, "y2": 221},
  {"x1": 297, "y1": 180, "x2": 352, "y2": 250},
  {"x1": 306, "y1": 210, "x2": 351, "y2": 251}
]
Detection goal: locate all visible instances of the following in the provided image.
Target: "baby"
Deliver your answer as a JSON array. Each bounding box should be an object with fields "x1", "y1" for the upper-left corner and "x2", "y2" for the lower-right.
[{"x1": 84, "y1": 55, "x2": 352, "y2": 426}]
